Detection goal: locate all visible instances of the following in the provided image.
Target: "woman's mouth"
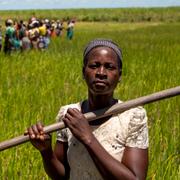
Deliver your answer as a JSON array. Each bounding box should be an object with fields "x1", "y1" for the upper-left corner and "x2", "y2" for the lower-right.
[{"x1": 94, "y1": 80, "x2": 107, "y2": 86}]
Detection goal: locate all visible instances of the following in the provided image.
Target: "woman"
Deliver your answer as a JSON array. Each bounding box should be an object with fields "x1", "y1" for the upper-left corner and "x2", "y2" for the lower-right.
[
  {"x1": 66, "y1": 20, "x2": 74, "y2": 40},
  {"x1": 26, "y1": 39, "x2": 148, "y2": 180}
]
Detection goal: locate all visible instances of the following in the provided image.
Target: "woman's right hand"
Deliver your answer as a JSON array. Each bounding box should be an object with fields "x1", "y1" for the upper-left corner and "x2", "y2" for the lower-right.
[{"x1": 24, "y1": 122, "x2": 52, "y2": 152}]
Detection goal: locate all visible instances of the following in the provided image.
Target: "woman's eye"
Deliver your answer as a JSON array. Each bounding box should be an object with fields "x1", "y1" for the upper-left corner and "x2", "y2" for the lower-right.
[
  {"x1": 105, "y1": 64, "x2": 116, "y2": 70},
  {"x1": 88, "y1": 64, "x2": 99, "y2": 69}
]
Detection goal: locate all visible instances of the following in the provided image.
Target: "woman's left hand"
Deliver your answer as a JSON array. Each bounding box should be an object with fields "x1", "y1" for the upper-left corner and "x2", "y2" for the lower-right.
[{"x1": 62, "y1": 108, "x2": 94, "y2": 144}]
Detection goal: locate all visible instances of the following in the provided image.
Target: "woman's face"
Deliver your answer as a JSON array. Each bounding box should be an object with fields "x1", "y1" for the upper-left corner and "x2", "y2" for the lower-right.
[{"x1": 83, "y1": 46, "x2": 120, "y2": 96}]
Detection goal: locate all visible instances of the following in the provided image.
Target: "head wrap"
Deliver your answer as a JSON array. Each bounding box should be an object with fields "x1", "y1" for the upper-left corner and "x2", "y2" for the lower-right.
[
  {"x1": 6, "y1": 19, "x2": 13, "y2": 26},
  {"x1": 83, "y1": 38, "x2": 122, "y2": 70}
]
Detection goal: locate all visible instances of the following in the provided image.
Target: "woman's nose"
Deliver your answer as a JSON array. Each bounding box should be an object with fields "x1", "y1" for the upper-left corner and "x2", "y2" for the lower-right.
[{"x1": 96, "y1": 66, "x2": 107, "y2": 77}]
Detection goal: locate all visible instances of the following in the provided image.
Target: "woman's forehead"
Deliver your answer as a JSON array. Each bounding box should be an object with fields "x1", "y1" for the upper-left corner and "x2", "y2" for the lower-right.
[
  {"x1": 86, "y1": 47, "x2": 119, "y2": 65},
  {"x1": 88, "y1": 46, "x2": 117, "y2": 57}
]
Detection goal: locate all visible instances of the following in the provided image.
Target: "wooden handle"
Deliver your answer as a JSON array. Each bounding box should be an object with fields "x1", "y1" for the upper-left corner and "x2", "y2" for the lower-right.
[{"x1": 0, "y1": 86, "x2": 179, "y2": 151}]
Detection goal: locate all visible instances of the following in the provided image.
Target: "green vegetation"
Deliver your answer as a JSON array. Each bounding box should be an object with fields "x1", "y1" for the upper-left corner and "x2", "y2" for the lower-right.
[
  {"x1": 0, "y1": 9, "x2": 180, "y2": 180},
  {"x1": 0, "y1": 7, "x2": 180, "y2": 23}
]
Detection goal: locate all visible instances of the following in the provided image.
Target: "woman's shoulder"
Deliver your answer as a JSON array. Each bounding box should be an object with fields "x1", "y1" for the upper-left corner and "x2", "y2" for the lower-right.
[
  {"x1": 117, "y1": 99, "x2": 146, "y2": 115},
  {"x1": 56, "y1": 102, "x2": 81, "y2": 122},
  {"x1": 60, "y1": 102, "x2": 81, "y2": 110},
  {"x1": 115, "y1": 100, "x2": 148, "y2": 148},
  {"x1": 117, "y1": 99, "x2": 147, "y2": 125}
]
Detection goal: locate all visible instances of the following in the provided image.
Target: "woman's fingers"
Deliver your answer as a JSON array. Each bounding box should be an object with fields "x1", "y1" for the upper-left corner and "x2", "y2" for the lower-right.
[
  {"x1": 25, "y1": 122, "x2": 45, "y2": 140},
  {"x1": 24, "y1": 122, "x2": 52, "y2": 152},
  {"x1": 27, "y1": 127, "x2": 36, "y2": 139},
  {"x1": 64, "y1": 112, "x2": 73, "y2": 120},
  {"x1": 37, "y1": 121, "x2": 44, "y2": 129},
  {"x1": 32, "y1": 124, "x2": 40, "y2": 137},
  {"x1": 67, "y1": 108, "x2": 80, "y2": 116},
  {"x1": 72, "y1": 108, "x2": 81, "y2": 113},
  {"x1": 37, "y1": 122, "x2": 44, "y2": 136}
]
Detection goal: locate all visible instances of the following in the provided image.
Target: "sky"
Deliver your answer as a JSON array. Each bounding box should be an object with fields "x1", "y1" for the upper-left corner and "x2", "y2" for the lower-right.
[{"x1": 0, "y1": 0, "x2": 179, "y2": 10}]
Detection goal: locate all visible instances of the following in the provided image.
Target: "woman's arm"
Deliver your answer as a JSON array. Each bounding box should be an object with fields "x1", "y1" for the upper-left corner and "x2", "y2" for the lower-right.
[
  {"x1": 84, "y1": 136, "x2": 148, "y2": 180},
  {"x1": 40, "y1": 141, "x2": 70, "y2": 180},
  {"x1": 26, "y1": 123, "x2": 69, "y2": 180}
]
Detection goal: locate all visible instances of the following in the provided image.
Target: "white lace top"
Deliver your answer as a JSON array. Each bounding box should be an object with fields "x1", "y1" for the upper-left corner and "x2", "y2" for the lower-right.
[{"x1": 56, "y1": 101, "x2": 149, "y2": 180}]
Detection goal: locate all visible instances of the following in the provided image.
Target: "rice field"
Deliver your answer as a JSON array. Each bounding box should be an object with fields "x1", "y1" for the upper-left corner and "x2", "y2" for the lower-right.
[{"x1": 0, "y1": 21, "x2": 180, "y2": 179}]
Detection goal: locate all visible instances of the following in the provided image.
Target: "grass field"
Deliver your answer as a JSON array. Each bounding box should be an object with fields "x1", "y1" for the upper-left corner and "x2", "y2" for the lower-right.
[
  {"x1": 0, "y1": 7, "x2": 180, "y2": 23},
  {"x1": 0, "y1": 20, "x2": 180, "y2": 179}
]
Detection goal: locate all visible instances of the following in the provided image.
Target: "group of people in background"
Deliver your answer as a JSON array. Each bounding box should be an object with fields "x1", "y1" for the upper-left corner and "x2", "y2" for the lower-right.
[{"x1": 0, "y1": 16, "x2": 75, "y2": 54}]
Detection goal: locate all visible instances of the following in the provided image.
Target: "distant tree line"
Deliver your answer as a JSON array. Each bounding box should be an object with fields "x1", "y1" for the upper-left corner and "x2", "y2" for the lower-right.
[{"x1": 0, "y1": 7, "x2": 180, "y2": 23}]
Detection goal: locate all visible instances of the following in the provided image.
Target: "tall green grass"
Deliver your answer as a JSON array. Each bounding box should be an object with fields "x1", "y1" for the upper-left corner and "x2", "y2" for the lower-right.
[{"x1": 0, "y1": 22, "x2": 179, "y2": 179}]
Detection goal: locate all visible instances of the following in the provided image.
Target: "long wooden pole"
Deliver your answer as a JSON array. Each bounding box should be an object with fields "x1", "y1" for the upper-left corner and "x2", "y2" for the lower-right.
[{"x1": 0, "y1": 86, "x2": 180, "y2": 151}]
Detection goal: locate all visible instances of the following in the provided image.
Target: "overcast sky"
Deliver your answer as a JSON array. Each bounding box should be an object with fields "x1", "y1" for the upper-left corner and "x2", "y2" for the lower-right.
[{"x1": 0, "y1": 0, "x2": 179, "y2": 10}]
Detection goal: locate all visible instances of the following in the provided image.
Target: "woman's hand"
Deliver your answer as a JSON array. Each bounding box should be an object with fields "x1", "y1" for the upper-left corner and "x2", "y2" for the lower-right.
[
  {"x1": 24, "y1": 122, "x2": 52, "y2": 152},
  {"x1": 62, "y1": 108, "x2": 95, "y2": 145}
]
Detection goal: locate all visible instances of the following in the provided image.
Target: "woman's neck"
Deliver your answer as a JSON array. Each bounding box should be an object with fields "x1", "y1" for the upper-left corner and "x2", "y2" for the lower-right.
[{"x1": 82, "y1": 93, "x2": 117, "y2": 113}]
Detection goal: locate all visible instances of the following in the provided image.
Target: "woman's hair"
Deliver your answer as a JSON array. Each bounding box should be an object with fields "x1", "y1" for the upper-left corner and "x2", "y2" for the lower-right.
[{"x1": 83, "y1": 38, "x2": 122, "y2": 71}]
